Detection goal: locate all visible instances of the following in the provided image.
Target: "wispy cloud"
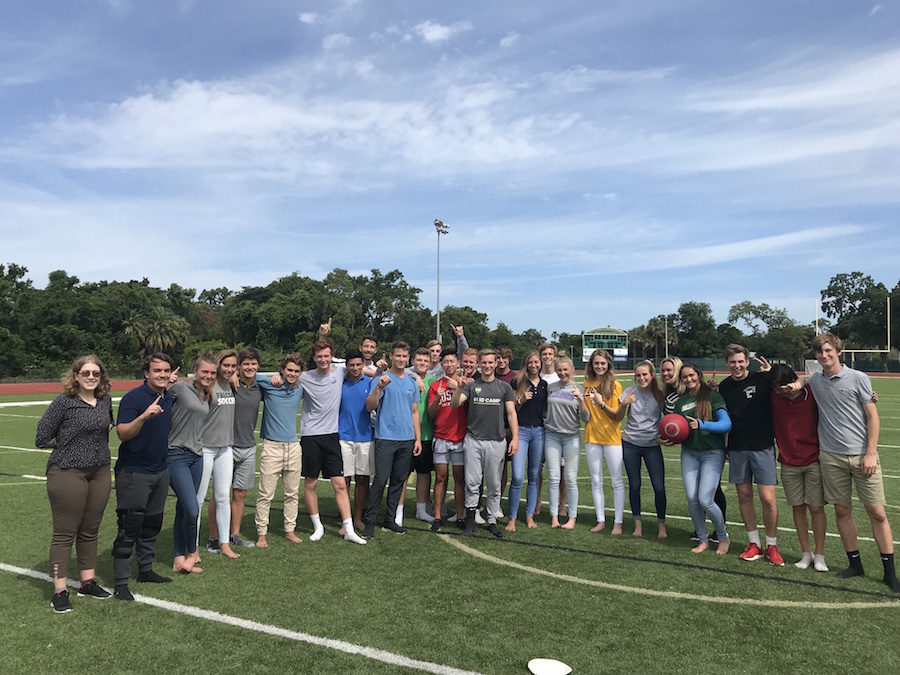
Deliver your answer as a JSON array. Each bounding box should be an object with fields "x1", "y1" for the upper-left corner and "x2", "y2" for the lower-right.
[
  {"x1": 298, "y1": 12, "x2": 320, "y2": 25},
  {"x1": 413, "y1": 20, "x2": 473, "y2": 44},
  {"x1": 499, "y1": 32, "x2": 519, "y2": 48},
  {"x1": 322, "y1": 33, "x2": 353, "y2": 50}
]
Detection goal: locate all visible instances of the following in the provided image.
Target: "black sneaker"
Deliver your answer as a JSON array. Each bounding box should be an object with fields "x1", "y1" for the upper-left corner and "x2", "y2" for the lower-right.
[
  {"x1": 51, "y1": 589, "x2": 72, "y2": 613},
  {"x1": 206, "y1": 538, "x2": 221, "y2": 554},
  {"x1": 362, "y1": 522, "x2": 375, "y2": 539},
  {"x1": 455, "y1": 518, "x2": 465, "y2": 530},
  {"x1": 487, "y1": 523, "x2": 503, "y2": 539},
  {"x1": 690, "y1": 532, "x2": 701, "y2": 542},
  {"x1": 114, "y1": 584, "x2": 134, "y2": 601},
  {"x1": 77, "y1": 579, "x2": 111, "y2": 599},
  {"x1": 708, "y1": 531, "x2": 719, "y2": 544},
  {"x1": 137, "y1": 569, "x2": 172, "y2": 584},
  {"x1": 430, "y1": 519, "x2": 442, "y2": 533},
  {"x1": 230, "y1": 534, "x2": 256, "y2": 548},
  {"x1": 381, "y1": 520, "x2": 407, "y2": 535}
]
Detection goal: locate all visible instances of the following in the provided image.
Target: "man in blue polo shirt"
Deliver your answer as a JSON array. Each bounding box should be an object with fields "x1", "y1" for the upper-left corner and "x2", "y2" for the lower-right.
[{"x1": 112, "y1": 353, "x2": 176, "y2": 601}]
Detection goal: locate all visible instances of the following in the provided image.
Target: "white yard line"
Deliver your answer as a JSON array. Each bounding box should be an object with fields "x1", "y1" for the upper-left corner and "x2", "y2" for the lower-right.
[
  {"x1": 0, "y1": 563, "x2": 481, "y2": 675},
  {"x1": 0, "y1": 397, "x2": 122, "y2": 408}
]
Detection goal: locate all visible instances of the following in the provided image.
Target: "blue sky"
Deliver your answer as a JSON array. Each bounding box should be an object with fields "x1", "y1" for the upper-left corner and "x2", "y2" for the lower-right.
[{"x1": 2, "y1": 1, "x2": 899, "y2": 338}]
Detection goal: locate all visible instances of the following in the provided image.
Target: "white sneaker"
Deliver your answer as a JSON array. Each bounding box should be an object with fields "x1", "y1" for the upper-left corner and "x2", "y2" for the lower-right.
[{"x1": 474, "y1": 509, "x2": 486, "y2": 525}]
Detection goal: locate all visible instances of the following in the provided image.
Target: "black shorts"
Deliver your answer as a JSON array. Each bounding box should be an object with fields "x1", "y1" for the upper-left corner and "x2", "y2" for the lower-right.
[
  {"x1": 412, "y1": 439, "x2": 434, "y2": 474},
  {"x1": 301, "y1": 433, "x2": 343, "y2": 479}
]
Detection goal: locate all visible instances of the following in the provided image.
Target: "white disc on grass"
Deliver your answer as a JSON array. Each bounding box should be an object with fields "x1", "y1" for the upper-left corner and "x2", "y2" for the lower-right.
[{"x1": 527, "y1": 658, "x2": 572, "y2": 675}]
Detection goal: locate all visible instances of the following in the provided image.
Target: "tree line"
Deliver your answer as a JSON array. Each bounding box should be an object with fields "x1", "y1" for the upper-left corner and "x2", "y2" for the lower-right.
[{"x1": 1, "y1": 263, "x2": 896, "y2": 378}]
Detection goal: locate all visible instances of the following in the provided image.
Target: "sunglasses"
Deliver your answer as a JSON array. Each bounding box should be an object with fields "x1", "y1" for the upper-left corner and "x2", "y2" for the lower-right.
[{"x1": 78, "y1": 370, "x2": 102, "y2": 378}]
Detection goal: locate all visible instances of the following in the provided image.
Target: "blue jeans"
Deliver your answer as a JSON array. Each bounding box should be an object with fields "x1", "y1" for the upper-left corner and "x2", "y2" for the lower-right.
[
  {"x1": 622, "y1": 440, "x2": 666, "y2": 523},
  {"x1": 508, "y1": 425, "x2": 544, "y2": 519},
  {"x1": 681, "y1": 447, "x2": 728, "y2": 543},
  {"x1": 167, "y1": 448, "x2": 202, "y2": 556},
  {"x1": 544, "y1": 429, "x2": 580, "y2": 519}
]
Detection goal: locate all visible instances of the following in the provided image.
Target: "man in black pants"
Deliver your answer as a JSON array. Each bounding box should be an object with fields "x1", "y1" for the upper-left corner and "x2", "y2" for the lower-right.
[{"x1": 112, "y1": 353, "x2": 175, "y2": 600}]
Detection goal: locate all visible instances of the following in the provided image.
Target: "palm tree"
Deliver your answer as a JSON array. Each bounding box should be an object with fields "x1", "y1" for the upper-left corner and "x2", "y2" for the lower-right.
[{"x1": 124, "y1": 306, "x2": 189, "y2": 359}]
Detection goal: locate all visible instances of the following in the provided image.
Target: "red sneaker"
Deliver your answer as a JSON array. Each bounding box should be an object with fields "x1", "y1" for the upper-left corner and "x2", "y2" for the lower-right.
[
  {"x1": 766, "y1": 544, "x2": 785, "y2": 566},
  {"x1": 739, "y1": 542, "x2": 763, "y2": 561}
]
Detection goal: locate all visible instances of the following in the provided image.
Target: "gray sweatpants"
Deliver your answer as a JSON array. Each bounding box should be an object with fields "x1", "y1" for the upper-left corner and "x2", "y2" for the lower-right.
[{"x1": 463, "y1": 436, "x2": 507, "y2": 523}]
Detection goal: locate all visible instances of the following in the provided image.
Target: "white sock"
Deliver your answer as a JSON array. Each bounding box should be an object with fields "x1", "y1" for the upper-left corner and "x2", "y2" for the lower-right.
[
  {"x1": 416, "y1": 502, "x2": 435, "y2": 523},
  {"x1": 394, "y1": 503, "x2": 404, "y2": 526},
  {"x1": 813, "y1": 554, "x2": 829, "y2": 572},
  {"x1": 794, "y1": 552, "x2": 813, "y2": 569},
  {"x1": 342, "y1": 518, "x2": 366, "y2": 545},
  {"x1": 747, "y1": 530, "x2": 761, "y2": 546},
  {"x1": 310, "y1": 514, "x2": 324, "y2": 541},
  {"x1": 765, "y1": 535, "x2": 777, "y2": 547}
]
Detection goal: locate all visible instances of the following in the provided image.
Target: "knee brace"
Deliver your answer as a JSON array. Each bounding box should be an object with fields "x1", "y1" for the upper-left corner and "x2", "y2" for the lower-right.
[
  {"x1": 140, "y1": 511, "x2": 164, "y2": 540},
  {"x1": 112, "y1": 509, "x2": 144, "y2": 558}
]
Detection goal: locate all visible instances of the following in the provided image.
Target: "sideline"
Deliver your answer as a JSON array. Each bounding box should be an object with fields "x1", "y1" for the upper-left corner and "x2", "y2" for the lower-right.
[
  {"x1": 439, "y1": 536, "x2": 900, "y2": 610},
  {"x1": 0, "y1": 562, "x2": 481, "y2": 675}
]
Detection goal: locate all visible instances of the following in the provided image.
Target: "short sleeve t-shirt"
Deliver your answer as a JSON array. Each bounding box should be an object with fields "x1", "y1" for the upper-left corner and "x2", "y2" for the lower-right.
[
  {"x1": 516, "y1": 378, "x2": 548, "y2": 428},
  {"x1": 673, "y1": 390, "x2": 727, "y2": 452},
  {"x1": 806, "y1": 366, "x2": 874, "y2": 456},
  {"x1": 257, "y1": 375, "x2": 303, "y2": 442},
  {"x1": 299, "y1": 366, "x2": 345, "y2": 436},
  {"x1": 427, "y1": 377, "x2": 467, "y2": 443},
  {"x1": 544, "y1": 381, "x2": 587, "y2": 435},
  {"x1": 201, "y1": 380, "x2": 236, "y2": 448},
  {"x1": 462, "y1": 378, "x2": 514, "y2": 441},
  {"x1": 374, "y1": 372, "x2": 419, "y2": 441},
  {"x1": 718, "y1": 372, "x2": 774, "y2": 452},
  {"x1": 583, "y1": 378, "x2": 623, "y2": 445},
  {"x1": 339, "y1": 374, "x2": 374, "y2": 442},
  {"x1": 116, "y1": 383, "x2": 173, "y2": 474},
  {"x1": 233, "y1": 378, "x2": 262, "y2": 449},
  {"x1": 770, "y1": 387, "x2": 819, "y2": 466},
  {"x1": 168, "y1": 380, "x2": 209, "y2": 454},
  {"x1": 621, "y1": 386, "x2": 663, "y2": 447}
]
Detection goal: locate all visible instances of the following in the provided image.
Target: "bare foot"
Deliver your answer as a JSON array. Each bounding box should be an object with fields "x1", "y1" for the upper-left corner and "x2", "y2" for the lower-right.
[
  {"x1": 173, "y1": 555, "x2": 186, "y2": 573},
  {"x1": 716, "y1": 539, "x2": 731, "y2": 556},
  {"x1": 256, "y1": 535, "x2": 268, "y2": 548},
  {"x1": 534, "y1": 500, "x2": 542, "y2": 515},
  {"x1": 526, "y1": 516, "x2": 537, "y2": 529},
  {"x1": 220, "y1": 543, "x2": 241, "y2": 559},
  {"x1": 590, "y1": 521, "x2": 606, "y2": 533},
  {"x1": 181, "y1": 556, "x2": 196, "y2": 574},
  {"x1": 338, "y1": 526, "x2": 346, "y2": 536},
  {"x1": 633, "y1": 523, "x2": 643, "y2": 538},
  {"x1": 551, "y1": 517, "x2": 560, "y2": 529},
  {"x1": 505, "y1": 519, "x2": 516, "y2": 532},
  {"x1": 658, "y1": 523, "x2": 668, "y2": 539},
  {"x1": 611, "y1": 523, "x2": 623, "y2": 536},
  {"x1": 691, "y1": 541, "x2": 709, "y2": 554},
  {"x1": 186, "y1": 552, "x2": 202, "y2": 568},
  {"x1": 189, "y1": 565, "x2": 203, "y2": 574},
  {"x1": 354, "y1": 520, "x2": 365, "y2": 532},
  {"x1": 561, "y1": 518, "x2": 576, "y2": 530},
  {"x1": 285, "y1": 531, "x2": 302, "y2": 544}
]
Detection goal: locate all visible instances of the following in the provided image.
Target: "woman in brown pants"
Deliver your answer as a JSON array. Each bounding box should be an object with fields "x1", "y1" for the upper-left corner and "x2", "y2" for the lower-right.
[{"x1": 35, "y1": 355, "x2": 114, "y2": 612}]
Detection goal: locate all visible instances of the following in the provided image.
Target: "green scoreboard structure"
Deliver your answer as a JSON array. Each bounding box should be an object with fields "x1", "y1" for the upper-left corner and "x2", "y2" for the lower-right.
[{"x1": 582, "y1": 327, "x2": 629, "y2": 363}]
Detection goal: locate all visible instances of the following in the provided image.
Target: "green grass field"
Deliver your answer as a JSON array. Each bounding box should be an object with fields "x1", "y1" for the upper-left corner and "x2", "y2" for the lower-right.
[{"x1": 2, "y1": 376, "x2": 900, "y2": 674}]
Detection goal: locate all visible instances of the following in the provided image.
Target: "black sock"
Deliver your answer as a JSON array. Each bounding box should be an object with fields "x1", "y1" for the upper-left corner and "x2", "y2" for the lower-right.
[
  {"x1": 837, "y1": 550, "x2": 865, "y2": 578},
  {"x1": 881, "y1": 553, "x2": 897, "y2": 579}
]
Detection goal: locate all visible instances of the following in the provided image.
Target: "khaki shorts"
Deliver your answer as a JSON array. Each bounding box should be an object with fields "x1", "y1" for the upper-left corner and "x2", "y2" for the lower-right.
[
  {"x1": 819, "y1": 450, "x2": 885, "y2": 506},
  {"x1": 780, "y1": 462, "x2": 824, "y2": 507},
  {"x1": 339, "y1": 440, "x2": 374, "y2": 477}
]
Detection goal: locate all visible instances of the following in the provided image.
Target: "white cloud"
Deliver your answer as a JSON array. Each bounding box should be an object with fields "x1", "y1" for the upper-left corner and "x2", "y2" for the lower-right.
[
  {"x1": 413, "y1": 20, "x2": 473, "y2": 44},
  {"x1": 298, "y1": 12, "x2": 320, "y2": 25},
  {"x1": 322, "y1": 33, "x2": 353, "y2": 50},
  {"x1": 870, "y1": 4, "x2": 884, "y2": 15},
  {"x1": 499, "y1": 32, "x2": 519, "y2": 48}
]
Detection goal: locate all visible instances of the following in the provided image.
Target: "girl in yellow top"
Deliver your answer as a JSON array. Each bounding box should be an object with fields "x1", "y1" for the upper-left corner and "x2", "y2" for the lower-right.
[{"x1": 583, "y1": 349, "x2": 625, "y2": 535}]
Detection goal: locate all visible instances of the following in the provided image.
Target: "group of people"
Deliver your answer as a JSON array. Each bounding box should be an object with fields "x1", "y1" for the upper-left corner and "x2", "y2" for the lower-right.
[{"x1": 35, "y1": 326, "x2": 899, "y2": 613}]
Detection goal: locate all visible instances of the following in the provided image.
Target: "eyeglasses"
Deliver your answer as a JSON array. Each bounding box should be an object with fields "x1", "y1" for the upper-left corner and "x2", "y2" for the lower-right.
[{"x1": 78, "y1": 370, "x2": 101, "y2": 378}]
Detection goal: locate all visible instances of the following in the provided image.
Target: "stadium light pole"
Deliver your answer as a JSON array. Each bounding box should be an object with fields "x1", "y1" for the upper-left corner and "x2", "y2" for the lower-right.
[
  {"x1": 434, "y1": 219, "x2": 449, "y2": 342},
  {"x1": 664, "y1": 315, "x2": 669, "y2": 359}
]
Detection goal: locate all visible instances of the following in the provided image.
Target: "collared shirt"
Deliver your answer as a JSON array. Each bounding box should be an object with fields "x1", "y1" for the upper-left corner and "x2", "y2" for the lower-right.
[
  {"x1": 807, "y1": 366, "x2": 874, "y2": 456},
  {"x1": 256, "y1": 374, "x2": 304, "y2": 442}
]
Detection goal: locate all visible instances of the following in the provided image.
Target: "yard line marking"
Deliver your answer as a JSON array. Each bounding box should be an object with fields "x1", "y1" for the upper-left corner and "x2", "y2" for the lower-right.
[
  {"x1": 440, "y1": 537, "x2": 900, "y2": 610},
  {"x1": 21, "y1": 474, "x2": 47, "y2": 481},
  {"x1": 659, "y1": 454, "x2": 900, "y2": 479},
  {"x1": 0, "y1": 445, "x2": 118, "y2": 461},
  {"x1": 0, "y1": 481, "x2": 46, "y2": 486},
  {"x1": 0, "y1": 413, "x2": 41, "y2": 419},
  {"x1": 0, "y1": 562, "x2": 482, "y2": 675}
]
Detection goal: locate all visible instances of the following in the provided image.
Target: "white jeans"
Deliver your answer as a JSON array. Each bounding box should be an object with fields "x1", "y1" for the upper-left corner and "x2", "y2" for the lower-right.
[
  {"x1": 544, "y1": 429, "x2": 580, "y2": 519},
  {"x1": 197, "y1": 446, "x2": 234, "y2": 544},
  {"x1": 585, "y1": 443, "x2": 625, "y2": 524}
]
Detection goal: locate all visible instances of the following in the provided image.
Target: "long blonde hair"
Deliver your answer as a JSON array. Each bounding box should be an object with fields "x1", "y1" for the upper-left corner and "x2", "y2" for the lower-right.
[
  {"x1": 661, "y1": 356, "x2": 685, "y2": 397},
  {"x1": 584, "y1": 349, "x2": 615, "y2": 399},
  {"x1": 515, "y1": 349, "x2": 541, "y2": 401},
  {"x1": 634, "y1": 360, "x2": 664, "y2": 404}
]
